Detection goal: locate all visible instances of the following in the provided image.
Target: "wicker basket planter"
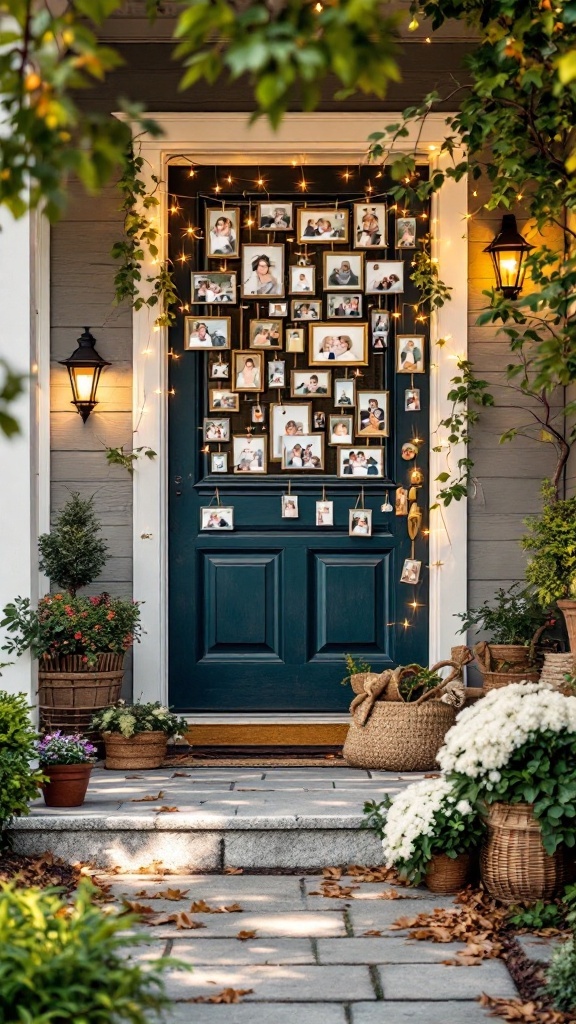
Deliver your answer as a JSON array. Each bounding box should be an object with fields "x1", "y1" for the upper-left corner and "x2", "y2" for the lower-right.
[
  {"x1": 425, "y1": 852, "x2": 472, "y2": 894},
  {"x1": 480, "y1": 802, "x2": 569, "y2": 903},
  {"x1": 38, "y1": 653, "x2": 124, "y2": 735},
  {"x1": 350, "y1": 672, "x2": 380, "y2": 696},
  {"x1": 41, "y1": 763, "x2": 93, "y2": 807},
  {"x1": 539, "y1": 652, "x2": 575, "y2": 693},
  {"x1": 343, "y1": 700, "x2": 456, "y2": 771},
  {"x1": 557, "y1": 600, "x2": 576, "y2": 654},
  {"x1": 102, "y1": 731, "x2": 168, "y2": 770},
  {"x1": 474, "y1": 642, "x2": 536, "y2": 675},
  {"x1": 483, "y1": 668, "x2": 540, "y2": 692}
]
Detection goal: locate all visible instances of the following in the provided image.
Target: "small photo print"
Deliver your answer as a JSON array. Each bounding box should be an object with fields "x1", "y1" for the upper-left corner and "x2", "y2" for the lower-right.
[
  {"x1": 316, "y1": 501, "x2": 334, "y2": 526},
  {"x1": 400, "y1": 558, "x2": 422, "y2": 584},
  {"x1": 338, "y1": 448, "x2": 384, "y2": 478},
  {"x1": 297, "y1": 208, "x2": 349, "y2": 243},
  {"x1": 249, "y1": 320, "x2": 282, "y2": 349},
  {"x1": 309, "y1": 323, "x2": 368, "y2": 366},
  {"x1": 292, "y1": 300, "x2": 321, "y2": 321},
  {"x1": 251, "y1": 404, "x2": 266, "y2": 425},
  {"x1": 289, "y1": 265, "x2": 316, "y2": 295},
  {"x1": 395, "y1": 487, "x2": 409, "y2": 515},
  {"x1": 329, "y1": 414, "x2": 353, "y2": 445},
  {"x1": 349, "y1": 509, "x2": 373, "y2": 536},
  {"x1": 282, "y1": 494, "x2": 299, "y2": 518},
  {"x1": 209, "y1": 387, "x2": 239, "y2": 412},
  {"x1": 326, "y1": 293, "x2": 363, "y2": 319},
  {"x1": 210, "y1": 452, "x2": 228, "y2": 474},
  {"x1": 291, "y1": 370, "x2": 331, "y2": 398},
  {"x1": 356, "y1": 391, "x2": 389, "y2": 437},
  {"x1": 268, "y1": 360, "x2": 286, "y2": 388},
  {"x1": 286, "y1": 328, "x2": 305, "y2": 353},
  {"x1": 206, "y1": 208, "x2": 240, "y2": 258},
  {"x1": 200, "y1": 506, "x2": 234, "y2": 530},
  {"x1": 233, "y1": 351, "x2": 264, "y2": 392},
  {"x1": 354, "y1": 204, "x2": 387, "y2": 248},
  {"x1": 203, "y1": 417, "x2": 230, "y2": 442},
  {"x1": 324, "y1": 253, "x2": 364, "y2": 290},
  {"x1": 334, "y1": 379, "x2": 356, "y2": 407},
  {"x1": 258, "y1": 203, "x2": 294, "y2": 231},
  {"x1": 405, "y1": 388, "x2": 421, "y2": 411},
  {"x1": 209, "y1": 359, "x2": 230, "y2": 379},
  {"x1": 366, "y1": 261, "x2": 404, "y2": 294},
  {"x1": 270, "y1": 402, "x2": 312, "y2": 461},
  {"x1": 371, "y1": 311, "x2": 390, "y2": 351},
  {"x1": 282, "y1": 434, "x2": 325, "y2": 470},
  {"x1": 268, "y1": 302, "x2": 288, "y2": 317},
  {"x1": 233, "y1": 435, "x2": 267, "y2": 474},
  {"x1": 184, "y1": 317, "x2": 231, "y2": 350},
  {"x1": 313, "y1": 411, "x2": 326, "y2": 430},
  {"x1": 396, "y1": 217, "x2": 417, "y2": 248},
  {"x1": 192, "y1": 272, "x2": 236, "y2": 304},
  {"x1": 241, "y1": 244, "x2": 285, "y2": 298},
  {"x1": 397, "y1": 335, "x2": 426, "y2": 374}
]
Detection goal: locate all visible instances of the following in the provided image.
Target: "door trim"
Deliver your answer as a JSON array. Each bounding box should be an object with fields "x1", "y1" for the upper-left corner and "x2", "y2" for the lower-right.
[{"x1": 118, "y1": 112, "x2": 468, "y2": 706}]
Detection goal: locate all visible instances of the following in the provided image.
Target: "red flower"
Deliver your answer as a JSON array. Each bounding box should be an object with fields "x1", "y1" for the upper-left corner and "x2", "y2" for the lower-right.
[
  {"x1": 65, "y1": 606, "x2": 74, "y2": 616},
  {"x1": 107, "y1": 611, "x2": 115, "y2": 620},
  {"x1": 89, "y1": 596, "x2": 101, "y2": 607},
  {"x1": 94, "y1": 624, "x2": 102, "y2": 631},
  {"x1": 82, "y1": 656, "x2": 88, "y2": 663},
  {"x1": 54, "y1": 594, "x2": 63, "y2": 601},
  {"x1": 74, "y1": 631, "x2": 82, "y2": 640}
]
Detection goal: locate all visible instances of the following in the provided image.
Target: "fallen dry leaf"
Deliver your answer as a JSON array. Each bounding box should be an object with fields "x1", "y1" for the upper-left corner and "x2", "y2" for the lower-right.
[
  {"x1": 135, "y1": 860, "x2": 168, "y2": 875},
  {"x1": 121, "y1": 900, "x2": 154, "y2": 915},
  {"x1": 442, "y1": 956, "x2": 483, "y2": 967},
  {"x1": 322, "y1": 867, "x2": 343, "y2": 880},
  {"x1": 347, "y1": 865, "x2": 403, "y2": 885},
  {"x1": 224, "y1": 867, "x2": 244, "y2": 875},
  {"x1": 189, "y1": 900, "x2": 243, "y2": 914},
  {"x1": 362, "y1": 929, "x2": 384, "y2": 937},
  {"x1": 152, "y1": 912, "x2": 206, "y2": 930},
  {"x1": 376, "y1": 889, "x2": 401, "y2": 900},
  {"x1": 186, "y1": 988, "x2": 254, "y2": 1004},
  {"x1": 131, "y1": 792, "x2": 165, "y2": 802},
  {"x1": 309, "y1": 880, "x2": 360, "y2": 899},
  {"x1": 157, "y1": 806, "x2": 179, "y2": 813},
  {"x1": 478, "y1": 994, "x2": 570, "y2": 1022},
  {"x1": 236, "y1": 930, "x2": 257, "y2": 941}
]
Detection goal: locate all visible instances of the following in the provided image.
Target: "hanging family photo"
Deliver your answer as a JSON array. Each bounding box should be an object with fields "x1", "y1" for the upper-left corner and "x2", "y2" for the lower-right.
[
  {"x1": 184, "y1": 317, "x2": 231, "y2": 350},
  {"x1": 241, "y1": 245, "x2": 285, "y2": 297},
  {"x1": 397, "y1": 335, "x2": 426, "y2": 373},
  {"x1": 405, "y1": 388, "x2": 421, "y2": 411},
  {"x1": 210, "y1": 452, "x2": 228, "y2": 474},
  {"x1": 281, "y1": 494, "x2": 299, "y2": 518},
  {"x1": 356, "y1": 391, "x2": 389, "y2": 436},
  {"x1": 233, "y1": 351, "x2": 264, "y2": 391},
  {"x1": 309, "y1": 323, "x2": 368, "y2": 366},
  {"x1": 354, "y1": 204, "x2": 387, "y2": 248},
  {"x1": 289, "y1": 265, "x2": 315, "y2": 294},
  {"x1": 282, "y1": 434, "x2": 325, "y2": 470},
  {"x1": 349, "y1": 510, "x2": 373, "y2": 536},
  {"x1": 200, "y1": 506, "x2": 234, "y2": 530},
  {"x1": 400, "y1": 558, "x2": 422, "y2": 584},
  {"x1": 366, "y1": 261, "x2": 404, "y2": 294},
  {"x1": 203, "y1": 417, "x2": 230, "y2": 442},
  {"x1": 268, "y1": 360, "x2": 286, "y2": 387},
  {"x1": 371, "y1": 311, "x2": 390, "y2": 351},
  {"x1": 286, "y1": 328, "x2": 305, "y2": 353},
  {"x1": 270, "y1": 403, "x2": 312, "y2": 460},
  {"x1": 316, "y1": 501, "x2": 334, "y2": 526},
  {"x1": 251, "y1": 404, "x2": 266, "y2": 424},
  {"x1": 268, "y1": 302, "x2": 288, "y2": 317},
  {"x1": 291, "y1": 370, "x2": 331, "y2": 397},
  {"x1": 314, "y1": 411, "x2": 326, "y2": 429},
  {"x1": 192, "y1": 272, "x2": 236, "y2": 303},
  {"x1": 324, "y1": 253, "x2": 364, "y2": 290},
  {"x1": 233, "y1": 435, "x2": 268, "y2": 473},
  {"x1": 296, "y1": 208, "x2": 349, "y2": 243},
  {"x1": 326, "y1": 294, "x2": 363, "y2": 318},
  {"x1": 209, "y1": 359, "x2": 230, "y2": 379},
  {"x1": 338, "y1": 448, "x2": 384, "y2": 478},
  {"x1": 329, "y1": 414, "x2": 353, "y2": 444},
  {"x1": 209, "y1": 387, "x2": 239, "y2": 412},
  {"x1": 249, "y1": 320, "x2": 282, "y2": 349},
  {"x1": 334, "y1": 378, "x2": 356, "y2": 407},
  {"x1": 401, "y1": 441, "x2": 419, "y2": 460},
  {"x1": 206, "y1": 208, "x2": 240, "y2": 258},
  {"x1": 258, "y1": 203, "x2": 294, "y2": 230},
  {"x1": 292, "y1": 300, "x2": 321, "y2": 320},
  {"x1": 396, "y1": 217, "x2": 417, "y2": 248},
  {"x1": 395, "y1": 487, "x2": 409, "y2": 515}
]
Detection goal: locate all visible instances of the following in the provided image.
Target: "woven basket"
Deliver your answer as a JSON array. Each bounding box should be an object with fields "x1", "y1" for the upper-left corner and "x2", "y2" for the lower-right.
[
  {"x1": 480, "y1": 802, "x2": 569, "y2": 903},
  {"x1": 350, "y1": 672, "x2": 380, "y2": 696},
  {"x1": 38, "y1": 653, "x2": 124, "y2": 735},
  {"x1": 558, "y1": 600, "x2": 576, "y2": 654},
  {"x1": 425, "y1": 852, "x2": 472, "y2": 894},
  {"x1": 483, "y1": 668, "x2": 540, "y2": 692},
  {"x1": 343, "y1": 701, "x2": 456, "y2": 771},
  {"x1": 474, "y1": 642, "x2": 534, "y2": 675},
  {"x1": 540, "y1": 652, "x2": 575, "y2": 694},
  {"x1": 102, "y1": 731, "x2": 168, "y2": 770}
]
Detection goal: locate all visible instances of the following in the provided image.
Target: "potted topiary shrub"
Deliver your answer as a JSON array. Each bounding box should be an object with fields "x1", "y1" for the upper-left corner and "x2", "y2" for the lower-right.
[
  {"x1": 522, "y1": 484, "x2": 576, "y2": 652},
  {"x1": 0, "y1": 690, "x2": 44, "y2": 849},
  {"x1": 37, "y1": 731, "x2": 97, "y2": 807},
  {"x1": 90, "y1": 700, "x2": 189, "y2": 770},
  {"x1": 1, "y1": 494, "x2": 141, "y2": 734}
]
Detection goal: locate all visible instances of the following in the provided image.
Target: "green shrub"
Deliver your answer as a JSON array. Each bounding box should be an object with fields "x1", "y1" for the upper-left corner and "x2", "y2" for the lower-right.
[
  {"x1": 38, "y1": 493, "x2": 108, "y2": 596},
  {"x1": 545, "y1": 929, "x2": 576, "y2": 1013},
  {"x1": 522, "y1": 484, "x2": 576, "y2": 607},
  {"x1": 455, "y1": 582, "x2": 546, "y2": 645},
  {"x1": 0, "y1": 880, "x2": 180, "y2": 1024},
  {"x1": 0, "y1": 691, "x2": 44, "y2": 849}
]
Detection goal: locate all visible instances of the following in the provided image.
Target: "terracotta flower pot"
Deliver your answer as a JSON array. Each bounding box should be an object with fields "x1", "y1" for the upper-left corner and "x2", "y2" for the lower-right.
[
  {"x1": 41, "y1": 763, "x2": 93, "y2": 807},
  {"x1": 102, "y1": 731, "x2": 168, "y2": 770},
  {"x1": 480, "y1": 802, "x2": 569, "y2": 903},
  {"x1": 557, "y1": 599, "x2": 576, "y2": 654},
  {"x1": 425, "y1": 852, "x2": 472, "y2": 893}
]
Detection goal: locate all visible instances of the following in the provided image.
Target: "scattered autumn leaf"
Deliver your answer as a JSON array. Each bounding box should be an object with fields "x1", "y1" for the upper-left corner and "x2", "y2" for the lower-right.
[
  {"x1": 156, "y1": 888, "x2": 190, "y2": 900},
  {"x1": 236, "y1": 930, "x2": 257, "y2": 941},
  {"x1": 224, "y1": 867, "x2": 244, "y2": 875},
  {"x1": 135, "y1": 860, "x2": 168, "y2": 875},
  {"x1": 121, "y1": 900, "x2": 154, "y2": 915},
  {"x1": 322, "y1": 867, "x2": 342, "y2": 880},
  {"x1": 131, "y1": 792, "x2": 164, "y2": 802},
  {"x1": 157, "y1": 806, "x2": 179, "y2": 813},
  {"x1": 152, "y1": 912, "x2": 206, "y2": 930},
  {"x1": 376, "y1": 889, "x2": 401, "y2": 900},
  {"x1": 186, "y1": 988, "x2": 254, "y2": 1004},
  {"x1": 362, "y1": 929, "x2": 384, "y2": 937},
  {"x1": 189, "y1": 900, "x2": 243, "y2": 914},
  {"x1": 478, "y1": 994, "x2": 570, "y2": 1022}
]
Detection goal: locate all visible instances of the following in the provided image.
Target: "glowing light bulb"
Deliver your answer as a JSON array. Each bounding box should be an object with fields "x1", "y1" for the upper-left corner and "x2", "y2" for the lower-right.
[
  {"x1": 227, "y1": 174, "x2": 233, "y2": 184},
  {"x1": 257, "y1": 177, "x2": 264, "y2": 188},
  {"x1": 425, "y1": 36, "x2": 431, "y2": 42},
  {"x1": 214, "y1": 184, "x2": 221, "y2": 193},
  {"x1": 188, "y1": 168, "x2": 196, "y2": 178},
  {"x1": 500, "y1": 257, "x2": 518, "y2": 286},
  {"x1": 314, "y1": 2, "x2": 323, "y2": 11}
]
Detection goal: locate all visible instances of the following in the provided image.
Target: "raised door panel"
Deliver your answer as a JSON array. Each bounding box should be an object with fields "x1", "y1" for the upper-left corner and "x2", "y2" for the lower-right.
[
  {"x1": 200, "y1": 550, "x2": 283, "y2": 660},
  {"x1": 311, "y1": 551, "x2": 392, "y2": 657}
]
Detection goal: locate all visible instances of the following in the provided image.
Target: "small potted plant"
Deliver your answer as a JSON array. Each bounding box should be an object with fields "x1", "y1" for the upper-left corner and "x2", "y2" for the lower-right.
[
  {"x1": 456, "y1": 582, "x2": 546, "y2": 689},
  {"x1": 522, "y1": 484, "x2": 576, "y2": 652},
  {"x1": 37, "y1": 732, "x2": 97, "y2": 807},
  {"x1": 90, "y1": 700, "x2": 189, "y2": 770},
  {"x1": 340, "y1": 653, "x2": 378, "y2": 694}
]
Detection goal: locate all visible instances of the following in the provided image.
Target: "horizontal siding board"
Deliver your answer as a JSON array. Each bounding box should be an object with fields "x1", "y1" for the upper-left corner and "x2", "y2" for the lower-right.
[
  {"x1": 470, "y1": 445, "x2": 557, "y2": 478},
  {"x1": 468, "y1": 514, "x2": 528, "y2": 542},
  {"x1": 51, "y1": 289, "x2": 129, "y2": 330},
  {"x1": 466, "y1": 477, "x2": 544, "y2": 514},
  {"x1": 82, "y1": 581, "x2": 133, "y2": 599},
  {"x1": 469, "y1": 540, "x2": 527, "y2": 580},
  {"x1": 50, "y1": 451, "x2": 131, "y2": 484},
  {"x1": 51, "y1": 482, "x2": 132, "y2": 525},
  {"x1": 94, "y1": 557, "x2": 133, "y2": 583},
  {"x1": 51, "y1": 412, "x2": 133, "y2": 451},
  {"x1": 50, "y1": 384, "x2": 132, "y2": 413},
  {"x1": 51, "y1": 327, "x2": 133, "y2": 363}
]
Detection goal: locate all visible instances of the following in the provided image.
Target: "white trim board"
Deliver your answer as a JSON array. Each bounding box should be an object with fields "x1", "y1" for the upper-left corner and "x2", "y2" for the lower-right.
[{"x1": 123, "y1": 112, "x2": 468, "y2": 703}]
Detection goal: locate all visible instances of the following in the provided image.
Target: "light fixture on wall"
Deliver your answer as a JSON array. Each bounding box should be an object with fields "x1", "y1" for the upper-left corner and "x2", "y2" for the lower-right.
[
  {"x1": 59, "y1": 327, "x2": 110, "y2": 422},
  {"x1": 484, "y1": 214, "x2": 534, "y2": 299}
]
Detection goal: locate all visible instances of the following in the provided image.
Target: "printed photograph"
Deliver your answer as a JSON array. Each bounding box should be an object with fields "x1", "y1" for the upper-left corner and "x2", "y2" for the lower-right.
[
  {"x1": 233, "y1": 351, "x2": 264, "y2": 392},
  {"x1": 209, "y1": 359, "x2": 230, "y2": 379},
  {"x1": 282, "y1": 433, "x2": 324, "y2": 470},
  {"x1": 200, "y1": 506, "x2": 234, "y2": 530},
  {"x1": 233, "y1": 435, "x2": 268, "y2": 474},
  {"x1": 268, "y1": 360, "x2": 286, "y2": 388},
  {"x1": 286, "y1": 328, "x2": 305, "y2": 353},
  {"x1": 192, "y1": 272, "x2": 236, "y2": 304},
  {"x1": 397, "y1": 335, "x2": 426, "y2": 374},
  {"x1": 329, "y1": 414, "x2": 353, "y2": 445},
  {"x1": 291, "y1": 370, "x2": 331, "y2": 398},
  {"x1": 324, "y1": 253, "x2": 364, "y2": 290},
  {"x1": 268, "y1": 302, "x2": 288, "y2": 317},
  {"x1": 210, "y1": 452, "x2": 228, "y2": 474},
  {"x1": 338, "y1": 448, "x2": 384, "y2": 478},
  {"x1": 291, "y1": 300, "x2": 321, "y2": 321},
  {"x1": 354, "y1": 204, "x2": 387, "y2": 248},
  {"x1": 396, "y1": 216, "x2": 417, "y2": 248},
  {"x1": 258, "y1": 203, "x2": 294, "y2": 231},
  {"x1": 313, "y1": 411, "x2": 326, "y2": 430},
  {"x1": 289, "y1": 265, "x2": 316, "y2": 294},
  {"x1": 349, "y1": 509, "x2": 373, "y2": 536},
  {"x1": 316, "y1": 501, "x2": 334, "y2": 526},
  {"x1": 296, "y1": 208, "x2": 349, "y2": 243},
  {"x1": 209, "y1": 387, "x2": 239, "y2": 412},
  {"x1": 203, "y1": 417, "x2": 230, "y2": 442},
  {"x1": 326, "y1": 293, "x2": 363, "y2": 319},
  {"x1": 281, "y1": 494, "x2": 299, "y2": 518},
  {"x1": 366, "y1": 261, "x2": 404, "y2": 294},
  {"x1": 334, "y1": 379, "x2": 356, "y2": 407},
  {"x1": 356, "y1": 391, "x2": 389, "y2": 436},
  {"x1": 184, "y1": 317, "x2": 231, "y2": 350},
  {"x1": 371, "y1": 311, "x2": 390, "y2": 351},
  {"x1": 309, "y1": 323, "x2": 368, "y2": 366},
  {"x1": 400, "y1": 558, "x2": 422, "y2": 584},
  {"x1": 206, "y1": 208, "x2": 240, "y2": 258},
  {"x1": 249, "y1": 320, "x2": 282, "y2": 349},
  {"x1": 395, "y1": 487, "x2": 409, "y2": 515},
  {"x1": 241, "y1": 244, "x2": 285, "y2": 297},
  {"x1": 270, "y1": 402, "x2": 311, "y2": 461},
  {"x1": 405, "y1": 388, "x2": 421, "y2": 411},
  {"x1": 251, "y1": 404, "x2": 266, "y2": 425}
]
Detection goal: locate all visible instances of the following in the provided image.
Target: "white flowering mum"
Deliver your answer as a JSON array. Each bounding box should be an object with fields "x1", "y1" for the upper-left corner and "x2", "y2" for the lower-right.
[
  {"x1": 382, "y1": 777, "x2": 454, "y2": 866},
  {"x1": 437, "y1": 681, "x2": 576, "y2": 780}
]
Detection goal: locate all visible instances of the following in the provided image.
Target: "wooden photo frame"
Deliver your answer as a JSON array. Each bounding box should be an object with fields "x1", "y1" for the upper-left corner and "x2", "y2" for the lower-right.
[
  {"x1": 206, "y1": 207, "x2": 240, "y2": 259},
  {"x1": 232, "y1": 351, "x2": 264, "y2": 392},
  {"x1": 309, "y1": 322, "x2": 368, "y2": 366}
]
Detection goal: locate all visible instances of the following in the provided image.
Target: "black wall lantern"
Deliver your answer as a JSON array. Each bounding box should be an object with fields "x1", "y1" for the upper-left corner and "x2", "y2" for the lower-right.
[
  {"x1": 483, "y1": 214, "x2": 534, "y2": 299},
  {"x1": 59, "y1": 327, "x2": 110, "y2": 422}
]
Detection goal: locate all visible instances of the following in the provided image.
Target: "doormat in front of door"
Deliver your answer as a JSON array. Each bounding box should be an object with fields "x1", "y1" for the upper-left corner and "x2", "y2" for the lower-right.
[{"x1": 162, "y1": 746, "x2": 347, "y2": 767}]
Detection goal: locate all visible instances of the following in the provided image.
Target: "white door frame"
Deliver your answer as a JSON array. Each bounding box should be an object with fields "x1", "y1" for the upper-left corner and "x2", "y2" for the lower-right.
[{"x1": 125, "y1": 112, "x2": 468, "y2": 705}]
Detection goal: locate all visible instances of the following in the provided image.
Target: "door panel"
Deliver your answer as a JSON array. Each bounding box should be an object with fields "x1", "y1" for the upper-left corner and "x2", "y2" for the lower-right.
[
  {"x1": 311, "y1": 552, "x2": 391, "y2": 655},
  {"x1": 201, "y1": 550, "x2": 283, "y2": 658}
]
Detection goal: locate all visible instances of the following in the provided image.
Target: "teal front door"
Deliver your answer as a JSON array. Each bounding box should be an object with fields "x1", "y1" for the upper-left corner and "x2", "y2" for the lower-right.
[{"x1": 168, "y1": 164, "x2": 429, "y2": 713}]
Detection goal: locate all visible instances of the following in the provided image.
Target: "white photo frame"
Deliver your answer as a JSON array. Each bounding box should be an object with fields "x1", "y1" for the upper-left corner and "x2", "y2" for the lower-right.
[
  {"x1": 200, "y1": 506, "x2": 234, "y2": 530},
  {"x1": 241, "y1": 244, "x2": 285, "y2": 298},
  {"x1": 365, "y1": 261, "x2": 405, "y2": 294}
]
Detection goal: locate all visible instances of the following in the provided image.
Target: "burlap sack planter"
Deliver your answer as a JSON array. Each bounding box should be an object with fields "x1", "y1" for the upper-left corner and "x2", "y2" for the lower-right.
[
  {"x1": 343, "y1": 700, "x2": 456, "y2": 772},
  {"x1": 350, "y1": 672, "x2": 381, "y2": 696}
]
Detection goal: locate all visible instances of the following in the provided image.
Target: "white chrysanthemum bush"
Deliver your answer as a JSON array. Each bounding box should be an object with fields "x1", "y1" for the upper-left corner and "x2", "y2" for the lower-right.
[{"x1": 90, "y1": 700, "x2": 188, "y2": 739}]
